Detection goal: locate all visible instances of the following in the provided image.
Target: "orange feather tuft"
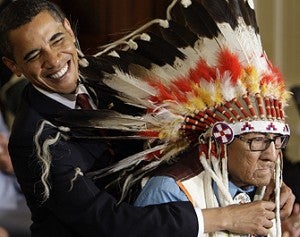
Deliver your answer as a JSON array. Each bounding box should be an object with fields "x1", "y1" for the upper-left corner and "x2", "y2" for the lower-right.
[
  {"x1": 190, "y1": 59, "x2": 216, "y2": 83},
  {"x1": 149, "y1": 81, "x2": 176, "y2": 102},
  {"x1": 137, "y1": 130, "x2": 160, "y2": 138},
  {"x1": 218, "y1": 48, "x2": 242, "y2": 84},
  {"x1": 172, "y1": 78, "x2": 193, "y2": 93},
  {"x1": 260, "y1": 74, "x2": 273, "y2": 85}
]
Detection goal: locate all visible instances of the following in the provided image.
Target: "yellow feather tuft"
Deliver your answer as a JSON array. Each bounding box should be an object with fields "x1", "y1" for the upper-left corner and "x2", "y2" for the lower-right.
[
  {"x1": 241, "y1": 67, "x2": 260, "y2": 94},
  {"x1": 282, "y1": 91, "x2": 292, "y2": 106},
  {"x1": 214, "y1": 80, "x2": 223, "y2": 105},
  {"x1": 186, "y1": 96, "x2": 206, "y2": 112}
]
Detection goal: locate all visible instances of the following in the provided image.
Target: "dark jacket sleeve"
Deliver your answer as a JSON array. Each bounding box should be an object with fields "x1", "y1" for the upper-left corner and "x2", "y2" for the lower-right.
[{"x1": 9, "y1": 111, "x2": 198, "y2": 237}]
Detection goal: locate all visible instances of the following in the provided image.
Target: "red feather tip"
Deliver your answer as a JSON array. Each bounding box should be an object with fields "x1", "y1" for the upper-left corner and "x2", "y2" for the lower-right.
[
  {"x1": 170, "y1": 78, "x2": 193, "y2": 103},
  {"x1": 145, "y1": 149, "x2": 162, "y2": 161},
  {"x1": 264, "y1": 58, "x2": 285, "y2": 88},
  {"x1": 218, "y1": 48, "x2": 242, "y2": 84},
  {"x1": 172, "y1": 78, "x2": 193, "y2": 93},
  {"x1": 190, "y1": 59, "x2": 216, "y2": 83},
  {"x1": 137, "y1": 130, "x2": 160, "y2": 138},
  {"x1": 149, "y1": 81, "x2": 176, "y2": 102},
  {"x1": 260, "y1": 74, "x2": 274, "y2": 85},
  {"x1": 271, "y1": 66, "x2": 284, "y2": 86}
]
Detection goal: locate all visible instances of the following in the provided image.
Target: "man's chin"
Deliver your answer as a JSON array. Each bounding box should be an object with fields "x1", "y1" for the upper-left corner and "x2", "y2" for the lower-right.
[
  {"x1": 255, "y1": 178, "x2": 272, "y2": 188},
  {"x1": 53, "y1": 82, "x2": 78, "y2": 94}
]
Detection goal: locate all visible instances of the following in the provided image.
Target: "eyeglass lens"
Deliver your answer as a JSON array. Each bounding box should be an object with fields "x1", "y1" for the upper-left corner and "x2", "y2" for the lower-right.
[{"x1": 250, "y1": 136, "x2": 288, "y2": 151}]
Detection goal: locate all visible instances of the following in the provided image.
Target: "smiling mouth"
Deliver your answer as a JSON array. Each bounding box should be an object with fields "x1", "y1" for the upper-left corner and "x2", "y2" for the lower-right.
[{"x1": 49, "y1": 63, "x2": 69, "y2": 79}]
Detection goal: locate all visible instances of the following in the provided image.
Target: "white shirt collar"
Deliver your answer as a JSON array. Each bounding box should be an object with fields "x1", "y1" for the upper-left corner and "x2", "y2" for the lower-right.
[{"x1": 33, "y1": 83, "x2": 92, "y2": 109}]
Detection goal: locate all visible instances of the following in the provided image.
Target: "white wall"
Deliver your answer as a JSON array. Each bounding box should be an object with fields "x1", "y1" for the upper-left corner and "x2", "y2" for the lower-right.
[{"x1": 255, "y1": 0, "x2": 300, "y2": 161}]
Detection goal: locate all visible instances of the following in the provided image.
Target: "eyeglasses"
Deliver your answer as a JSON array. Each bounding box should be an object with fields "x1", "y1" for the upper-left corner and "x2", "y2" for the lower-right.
[{"x1": 235, "y1": 135, "x2": 289, "y2": 152}]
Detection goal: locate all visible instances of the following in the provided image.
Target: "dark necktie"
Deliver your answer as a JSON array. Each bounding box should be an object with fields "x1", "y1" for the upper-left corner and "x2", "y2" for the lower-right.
[
  {"x1": 76, "y1": 93, "x2": 93, "y2": 110},
  {"x1": 76, "y1": 93, "x2": 114, "y2": 155}
]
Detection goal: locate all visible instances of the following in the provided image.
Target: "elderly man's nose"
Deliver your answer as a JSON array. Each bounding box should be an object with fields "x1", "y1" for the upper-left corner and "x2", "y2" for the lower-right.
[{"x1": 262, "y1": 141, "x2": 277, "y2": 160}]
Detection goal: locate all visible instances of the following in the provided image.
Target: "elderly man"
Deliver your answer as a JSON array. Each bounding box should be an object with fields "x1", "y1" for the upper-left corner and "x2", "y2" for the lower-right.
[
  {"x1": 127, "y1": 0, "x2": 293, "y2": 236},
  {"x1": 135, "y1": 128, "x2": 290, "y2": 235}
]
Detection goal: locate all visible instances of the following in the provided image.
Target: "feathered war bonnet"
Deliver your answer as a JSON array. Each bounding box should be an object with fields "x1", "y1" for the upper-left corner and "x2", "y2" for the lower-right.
[{"x1": 73, "y1": 0, "x2": 290, "y2": 219}]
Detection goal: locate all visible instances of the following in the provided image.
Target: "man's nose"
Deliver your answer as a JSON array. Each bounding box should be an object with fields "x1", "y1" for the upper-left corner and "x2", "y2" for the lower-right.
[
  {"x1": 43, "y1": 49, "x2": 60, "y2": 69},
  {"x1": 262, "y1": 141, "x2": 277, "y2": 161}
]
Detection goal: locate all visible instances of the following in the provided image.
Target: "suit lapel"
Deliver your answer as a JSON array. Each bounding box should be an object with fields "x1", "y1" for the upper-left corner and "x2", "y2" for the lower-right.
[{"x1": 24, "y1": 84, "x2": 71, "y2": 122}]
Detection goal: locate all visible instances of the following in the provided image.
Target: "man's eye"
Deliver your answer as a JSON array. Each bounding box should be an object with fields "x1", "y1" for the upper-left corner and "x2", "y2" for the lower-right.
[
  {"x1": 252, "y1": 137, "x2": 264, "y2": 142},
  {"x1": 52, "y1": 37, "x2": 63, "y2": 45},
  {"x1": 26, "y1": 54, "x2": 39, "y2": 62}
]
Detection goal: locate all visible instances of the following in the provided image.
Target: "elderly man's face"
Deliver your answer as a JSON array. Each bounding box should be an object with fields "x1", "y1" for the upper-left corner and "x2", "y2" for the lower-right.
[
  {"x1": 227, "y1": 133, "x2": 280, "y2": 188},
  {"x1": 3, "y1": 11, "x2": 79, "y2": 94}
]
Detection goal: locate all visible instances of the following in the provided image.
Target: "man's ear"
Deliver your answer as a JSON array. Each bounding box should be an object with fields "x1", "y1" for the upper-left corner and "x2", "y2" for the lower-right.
[
  {"x1": 63, "y1": 18, "x2": 75, "y2": 40},
  {"x1": 2, "y1": 57, "x2": 22, "y2": 77}
]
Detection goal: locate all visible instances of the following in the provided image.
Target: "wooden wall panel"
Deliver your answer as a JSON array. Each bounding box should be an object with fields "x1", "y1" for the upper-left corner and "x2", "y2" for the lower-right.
[{"x1": 51, "y1": 0, "x2": 168, "y2": 54}]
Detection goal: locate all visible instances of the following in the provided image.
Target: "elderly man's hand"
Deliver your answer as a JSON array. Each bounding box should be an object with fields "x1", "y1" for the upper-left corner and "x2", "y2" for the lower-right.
[
  {"x1": 203, "y1": 201, "x2": 276, "y2": 235},
  {"x1": 264, "y1": 181, "x2": 295, "y2": 219},
  {"x1": 0, "y1": 132, "x2": 13, "y2": 174},
  {"x1": 282, "y1": 203, "x2": 300, "y2": 237}
]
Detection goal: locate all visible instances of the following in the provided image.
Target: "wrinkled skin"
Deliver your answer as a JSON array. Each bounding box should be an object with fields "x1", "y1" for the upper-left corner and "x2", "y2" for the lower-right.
[
  {"x1": 203, "y1": 133, "x2": 295, "y2": 235},
  {"x1": 282, "y1": 203, "x2": 300, "y2": 237}
]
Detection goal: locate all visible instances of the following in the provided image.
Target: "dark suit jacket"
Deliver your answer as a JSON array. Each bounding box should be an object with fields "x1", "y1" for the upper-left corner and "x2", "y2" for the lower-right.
[{"x1": 8, "y1": 83, "x2": 198, "y2": 237}]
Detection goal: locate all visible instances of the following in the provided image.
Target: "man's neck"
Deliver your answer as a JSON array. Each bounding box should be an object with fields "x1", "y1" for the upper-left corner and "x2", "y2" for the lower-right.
[{"x1": 33, "y1": 83, "x2": 89, "y2": 109}]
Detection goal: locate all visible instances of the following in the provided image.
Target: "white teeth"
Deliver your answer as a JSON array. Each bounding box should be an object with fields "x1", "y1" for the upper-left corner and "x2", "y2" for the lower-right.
[{"x1": 49, "y1": 64, "x2": 68, "y2": 79}]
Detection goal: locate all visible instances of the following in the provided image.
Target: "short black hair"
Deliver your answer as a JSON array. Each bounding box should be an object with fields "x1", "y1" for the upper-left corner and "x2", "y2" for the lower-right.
[{"x1": 0, "y1": 0, "x2": 65, "y2": 59}]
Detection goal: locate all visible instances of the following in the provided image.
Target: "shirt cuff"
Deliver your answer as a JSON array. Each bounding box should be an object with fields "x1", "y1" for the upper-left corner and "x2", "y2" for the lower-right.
[{"x1": 194, "y1": 207, "x2": 204, "y2": 237}]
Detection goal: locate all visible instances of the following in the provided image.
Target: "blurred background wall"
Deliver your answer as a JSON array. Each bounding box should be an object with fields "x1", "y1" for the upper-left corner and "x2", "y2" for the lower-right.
[
  {"x1": 50, "y1": 0, "x2": 169, "y2": 54},
  {"x1": 255, "y1": 0, "x2": 300, "y2": 162}
]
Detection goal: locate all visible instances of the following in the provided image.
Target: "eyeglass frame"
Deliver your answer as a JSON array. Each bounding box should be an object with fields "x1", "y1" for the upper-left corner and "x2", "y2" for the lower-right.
[{"x1": 235, "y1": 134, "x2": 290, "y2": 152}]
